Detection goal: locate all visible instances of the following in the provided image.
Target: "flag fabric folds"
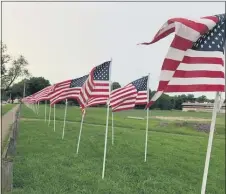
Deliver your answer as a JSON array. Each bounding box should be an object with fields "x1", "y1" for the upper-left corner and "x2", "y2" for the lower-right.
[
  {"x1": 22, "y1": 95, "x2": 36, "y2": 104},
  {"x1": 50, "y1": 75, "x2": 88, "y2": 106},
  {"x1": 139, "y1": 14, "x2": 225, "y2": 108},
  {"x1": 33, "y1": 85, "x2": 55, "y2": 102},
  {"x1": 77, "y1": 61, "x2": 111, "y2": 112},
  {"x1": 110, "y1": 76, "x2": 148, "y2": 112}
]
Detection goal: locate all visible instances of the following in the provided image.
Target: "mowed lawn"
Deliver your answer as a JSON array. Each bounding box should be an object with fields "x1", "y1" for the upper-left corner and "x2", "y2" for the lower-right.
[
  {"x1": 1, "y1": 103, "x2": 16, "y2": 116},
  {"x1": 12, "y1": 105, "x2": 225, "y2": 194}
]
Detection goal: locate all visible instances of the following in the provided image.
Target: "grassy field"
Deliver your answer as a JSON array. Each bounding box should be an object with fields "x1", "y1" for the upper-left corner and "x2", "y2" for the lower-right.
[
  {"x1": 1, "y1": 104, "x2": 16, "y2": 116},
  {"x1": 12, "y1": 105, "x2": 225, "y2": 194}
]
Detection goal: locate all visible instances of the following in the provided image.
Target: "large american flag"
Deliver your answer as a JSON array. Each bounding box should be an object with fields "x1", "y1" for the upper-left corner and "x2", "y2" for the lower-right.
[
  {"x1": 139, "y1": 14, "x2": 225, "y2": 108},
  {"x1": 110, "y1": 76, "x2": 148, "y2": 112},
  {"x1": 77, "y1": 61, "x2": 111, "y2": 111},
  {"x1": 50, "y1": 75, "x2": 88, "y2": 106}
]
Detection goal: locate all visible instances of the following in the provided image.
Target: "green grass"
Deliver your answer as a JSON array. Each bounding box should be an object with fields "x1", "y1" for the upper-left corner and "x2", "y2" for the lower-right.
[
  {"x1": 2, "y1": 104, "x2": 16, "y2": 116},
  {"x1": 12, "y1": 105, "x2": 225, "y2": 194},
  {"x1": 21, "y1": 105, "x2": 226, "y2": 137}
]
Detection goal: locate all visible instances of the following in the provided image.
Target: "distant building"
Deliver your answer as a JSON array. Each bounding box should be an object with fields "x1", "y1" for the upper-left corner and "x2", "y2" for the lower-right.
[{"x1": 182, "y1": 102, "x2": 225, "y2": 113}]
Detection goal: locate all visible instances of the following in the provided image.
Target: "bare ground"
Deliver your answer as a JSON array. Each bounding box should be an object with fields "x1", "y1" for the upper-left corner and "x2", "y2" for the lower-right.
[{"x1": 152, "y1": 116, "x2": 211, "y2": 122}]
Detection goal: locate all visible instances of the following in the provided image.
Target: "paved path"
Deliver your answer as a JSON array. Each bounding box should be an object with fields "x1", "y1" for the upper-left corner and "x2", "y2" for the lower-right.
[{"x1": 1, "y1": 105, "x2": 20, "y2": 144}]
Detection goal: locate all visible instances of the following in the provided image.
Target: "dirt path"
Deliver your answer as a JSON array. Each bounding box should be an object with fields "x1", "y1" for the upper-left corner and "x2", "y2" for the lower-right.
[
  {"x1": 152, "y1": 116, "x2": 211, "y2": 122},
  {"x1": 1, "y1": 105, "x2": 20, "y2": 144}
]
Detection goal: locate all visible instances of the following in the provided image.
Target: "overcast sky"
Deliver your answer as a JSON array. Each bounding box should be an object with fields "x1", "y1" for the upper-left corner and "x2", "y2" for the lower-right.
[{"x1": 2, "y1": 2, "x2": 225, "y2": 99}]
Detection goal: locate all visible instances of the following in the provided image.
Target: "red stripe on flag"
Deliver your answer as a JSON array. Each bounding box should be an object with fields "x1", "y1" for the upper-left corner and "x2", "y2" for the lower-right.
[{"x1": 173, "y1": 70, "x2": 225, "y2": 78}]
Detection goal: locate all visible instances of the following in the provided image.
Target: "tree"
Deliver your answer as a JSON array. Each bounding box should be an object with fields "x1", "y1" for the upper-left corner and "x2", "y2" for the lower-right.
[
  {"x1": 26, "y1": 77, "x2": 50, "y2": 95},
  {"x1": 196, "y1": 95, "x2": 207, "y2": 103},
  {"x1": 1, "y1": 42, "x2": 11, "y2": 75},
  {"x1": 8, "y1": 77, "x2": 50, "y2": 99},
  {"x1": 112, "y1": 82, "x2": 121, "y2": 90},
  {"x1": 187, "y1": 94, "x2": 195, "y2": 102},
  {"x1": 1, "y1": 42, "x2": 31, "y2": 91}
]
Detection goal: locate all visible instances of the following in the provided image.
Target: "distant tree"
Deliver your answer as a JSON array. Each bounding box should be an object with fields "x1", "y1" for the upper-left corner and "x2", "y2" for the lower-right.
[
  {"x1": 112, "y1": 82, "x2": 121, "y2": 90},
  {"x1": 1, "y1": 42, "x2": 31, "y2": 91},
  {"x1": 8, "y1": 77, "x2": 50, "y2": 99},
  {"x1": 26, "y1": 77, "x2": 50, "y2": 95},
  {"x1": 196, "y1": 95, "x2": 207, "y2": 103},
  {"x1": 1, "y1": 42, "x2": 11, "y2": 75},
  {"x1": 187, "y1": 94, "x2": 195, "y2": 102}
]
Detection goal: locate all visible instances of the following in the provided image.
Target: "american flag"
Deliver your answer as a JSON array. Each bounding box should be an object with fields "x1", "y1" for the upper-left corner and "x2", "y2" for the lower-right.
[
  {"x1": 86, "y1": 97, "x2": 109, "y2": 107},
  {"x1": 110, "y1": 76, "x2": 148, "y2": 112},
  {"x1": 33, "y1": 85, "x2": 55, "y2": 102},
  {"x1": 77, "y1": 61, "x2": 111, "y2": 111},
  {"x1": 22, "y1": 95, "x2": 36, "y2": 104},
  {"x1": 47, "y1": 79, "x2": 73, "y2": 105},
  {"x1": 139, "y1": 14, "x2": 225, "y2": 108},
  {"x1": 50, "y1": 75, "x2": 88, "y2": 106}
]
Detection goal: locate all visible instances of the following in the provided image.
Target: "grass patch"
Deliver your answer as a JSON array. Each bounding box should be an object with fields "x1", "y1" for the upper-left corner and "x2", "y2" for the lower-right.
[
  {"x1": 12, "y1": 105, "x2": 225, "y2": 193},
  {"x1": 2, "y1": 104, "x2": 16, "y2": 116}
]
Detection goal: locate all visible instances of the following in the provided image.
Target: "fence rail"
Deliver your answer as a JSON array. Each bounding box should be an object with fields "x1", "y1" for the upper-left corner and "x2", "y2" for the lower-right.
[{"x1": 2, "y1": 103, "x2": 21, "y2": 193}]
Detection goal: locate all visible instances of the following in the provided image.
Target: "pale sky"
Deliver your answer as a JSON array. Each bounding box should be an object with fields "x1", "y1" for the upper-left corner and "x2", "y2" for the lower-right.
[{"x1": 2, "y1": 2, "x2": 225, "y2": 99}]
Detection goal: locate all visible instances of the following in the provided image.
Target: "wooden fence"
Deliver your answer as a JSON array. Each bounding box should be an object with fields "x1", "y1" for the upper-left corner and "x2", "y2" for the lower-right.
[{"x1": 2, "y1": 104, "x2": 21, "y2": 193}]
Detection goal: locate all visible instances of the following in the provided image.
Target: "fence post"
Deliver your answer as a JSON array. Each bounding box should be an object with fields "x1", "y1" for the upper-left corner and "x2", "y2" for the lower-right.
[
  {"x1": 1, "y1": 158, "x2": 13, "y2": 192},
  {"x1": 7, "y1": 137, "x2": 16, "y2": 156}
]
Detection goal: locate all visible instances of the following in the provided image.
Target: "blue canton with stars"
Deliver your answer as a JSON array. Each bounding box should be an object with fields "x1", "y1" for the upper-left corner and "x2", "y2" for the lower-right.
[
  {"x1": 70, "y1": 75, "x2": 89, "y2": 88},
  {"x1": 192, "y1": 14, "x2": 225, "y2": 53},
  {"x1": 131, "y1": 76, "x2": 148, "y2": 91},
  {"x1": 93, "y1": 61, "x2": 111, "y2": 81}
]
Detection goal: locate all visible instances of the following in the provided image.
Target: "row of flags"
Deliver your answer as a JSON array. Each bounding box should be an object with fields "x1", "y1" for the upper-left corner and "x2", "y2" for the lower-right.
[
  {"x1": 23, "y1": 13, "x2": 225, "y2": 113},
  {"x1": 23, "y1": 61, "x2": 149, "y2": 113}
]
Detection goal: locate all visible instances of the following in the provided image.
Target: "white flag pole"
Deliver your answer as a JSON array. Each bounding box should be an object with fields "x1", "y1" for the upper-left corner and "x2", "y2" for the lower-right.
[
  {"x1": 48, "y1": 104, "x2": 52, "y2": 126},
  {"x1": 34, "y1": 102, "x2": 37, "y2": 114},
  {"x1": 62, "y1": 99, "x2": 68, "y2": 139},
  {"x1": 54, "y1": 104, "x2": 56, "y2": 132},
  {"x1": 144, "y1": 73, "x2": 150, "y2": 162},
  {"x1": 102, "y1": 59, "x2": 112, "y2": 179},
  {"x1": 32, "y1": 103, "x2": 35, "y2": 113},
  {"x1": 37, "y1": 101, "x2": 40, "y2": 115},
  {"x1": 45, "y1": 100, "x2": 47, "y2": 122},
  {"x1": 112, "y1": 111, "x2": 114, "y2": 145},
  {"x1": 201, "y1": 92, "x2": 220, "y2": 194},
  {"x1": 76, "y1": 111, "x2": 85, "y2": 154}
]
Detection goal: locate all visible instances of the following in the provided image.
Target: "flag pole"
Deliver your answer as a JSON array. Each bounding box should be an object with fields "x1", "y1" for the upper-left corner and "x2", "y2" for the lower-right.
[
  {"x1": 23, "y1": 80, "x2": 26, "y2": 98},
  {"x1": 45, "y1": 100, "x2": 47, "y2": 122},
  {"x1": 111, "y1": 81, "x2": 114, "y2": 146},
  {"x1": 76, "y1": 111, "x2": 85, "y2": 154},
  {"x1": 62, "y1": 99, "x2": 68, "y2": 139},
  {"x1": 102, "y1": 59, "x2": 112, "y2": 179},
  {"x1": 48, "y1": 104, "x2": 52, "y2": 126},
  {"x1": 36, "y1": 102, "x2": 38, "y2": 114},
  {"x1": 144, "y1": 73, "x2": 150, "y2": 162},
  {"x1": 201, "y1": 91, "x2": 220, "y2": 194},
  {"x1": 37, "y1": 101, "x2": 40, "y2": 115},
  {"x1": 54, "y1": 104, "x2": 56, "y2": 132},
  {"x1": 112, "y1": 111, "x2": 114, "y2": 145}
]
